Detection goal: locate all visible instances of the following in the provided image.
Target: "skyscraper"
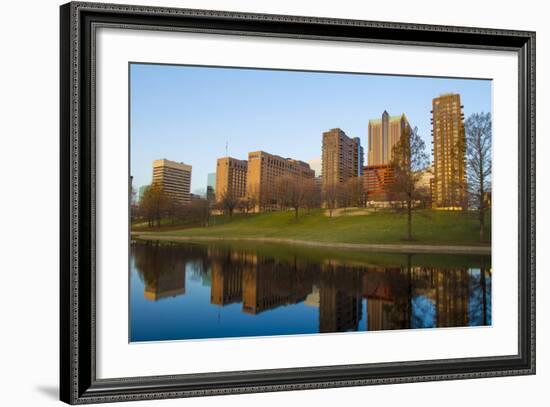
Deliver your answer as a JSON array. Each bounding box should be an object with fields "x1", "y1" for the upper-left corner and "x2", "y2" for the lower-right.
[
  {"x1": 247, "y1": 150, "x2": 315, "y2": 211},
  {"x1": 431, "y1": 93, "x2": 466, "y2": 208},
  {"x1": 151, "y1": 159, "x2": 192, "y2": 204},
  {"x1": 367, "y1": 111, "x2": 410, "y2": 166},
  {"x1": 321, "y1": 128, "x2": 363, "y2": 189},
  {"x1": 215, "y1": 157, "x2": 248, "y2": 203},
  {"x1": 206, "y1": 173, "x2": 216, "y2": 202}
]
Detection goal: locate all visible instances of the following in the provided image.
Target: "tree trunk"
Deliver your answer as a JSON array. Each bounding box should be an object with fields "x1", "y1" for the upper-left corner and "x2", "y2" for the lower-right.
[
  {"x1": 479, "y1": 155, "x2": 485, "y2": 241},
  {"x1": 479, "y1": 208, "x2": 485, "y2": 241},
  {"x1": 407, "y1": 198, "x2": 412, "y2": 240},
  {"x1": 480, "y1": 268, "x2": 487, "y2": 325},
  {"x1": 295, "y1": 207, "x2": 299, "y2": 219},
  {"x1": 406, "y1": 254, "x2": 413, "y2": 328}
]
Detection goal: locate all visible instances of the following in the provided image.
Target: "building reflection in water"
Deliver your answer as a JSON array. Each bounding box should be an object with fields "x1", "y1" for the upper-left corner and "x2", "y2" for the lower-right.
[
  {"x1": 133, "y1": 240, "x2": 188, "y2": 301},
  {"x1": 132, "y1": 241, "x2": 491, "y2": 334},
  {"x1": 319, "y1": 264, "x2": 363, "y2": 332}
]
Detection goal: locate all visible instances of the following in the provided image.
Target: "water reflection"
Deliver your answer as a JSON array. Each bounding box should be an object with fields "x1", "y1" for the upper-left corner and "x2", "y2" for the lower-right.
[{"x1": 130, "y1": 240, "x2": 491, "y2": 342}]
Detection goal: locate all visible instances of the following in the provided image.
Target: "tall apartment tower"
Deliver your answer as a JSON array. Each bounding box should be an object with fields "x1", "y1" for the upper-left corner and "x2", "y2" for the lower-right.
[
  {"x1": 151, "y1": 159, "x2": 192, "y2": 204},
  {"x1": 431, "y1": 93, "x2": 466, "y2": 208},
  {"x1": 215, "y1": 157, "x2": 248, "y2": 203},
  {"x1": 368, "y1": 111, "x2": 410, "y2": 166},
  {"x1": 321, "y1": 128, "x2": 363, "y2": 189},
  {"x1": 247, "y1": 150, "x2": 315, "y2": 211}
]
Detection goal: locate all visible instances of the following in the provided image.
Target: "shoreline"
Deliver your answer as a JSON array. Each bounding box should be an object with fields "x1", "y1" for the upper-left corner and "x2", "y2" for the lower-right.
[{"x1": 131, "y1": 233, "x2": 491, "y2": 255}]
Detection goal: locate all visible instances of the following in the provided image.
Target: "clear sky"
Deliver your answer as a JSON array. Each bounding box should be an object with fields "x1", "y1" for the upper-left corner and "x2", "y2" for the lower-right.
[{"x1": 130, "y1": 63, "x2": 491, "y2": 194}]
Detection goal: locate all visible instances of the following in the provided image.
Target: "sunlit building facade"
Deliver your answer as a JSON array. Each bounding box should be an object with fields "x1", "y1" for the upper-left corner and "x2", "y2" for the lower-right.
[
  {"x1": 151, "y1": 159, "x2": 192, "y2": 204},
  {"x1": 431, "y1": 93, "x2": 466, "y2": 209},
  {"x1": 215, "y1": 157, "x2": 248, "y2": 203},
  {"x1": 246, "y1": 150, "x2": 315, "y2": 211},
  {"x1": 368, "y1": 111, "x2": 410, "y2": 166}
]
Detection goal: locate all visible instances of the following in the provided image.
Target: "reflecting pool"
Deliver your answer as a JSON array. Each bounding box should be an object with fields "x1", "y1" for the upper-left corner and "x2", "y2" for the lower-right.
[{"x1": 130, "y1": 240, "x2": 491, "y2": 342}]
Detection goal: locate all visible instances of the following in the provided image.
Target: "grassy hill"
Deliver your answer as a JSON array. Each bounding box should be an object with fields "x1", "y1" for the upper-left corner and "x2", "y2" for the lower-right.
[{"x1": 133, "y1": 208, "x2": 491, "y2": 246}]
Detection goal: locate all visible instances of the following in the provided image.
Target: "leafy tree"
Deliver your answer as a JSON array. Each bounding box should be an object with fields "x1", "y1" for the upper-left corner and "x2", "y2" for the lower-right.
[
  {"x1": 139, "y1": 184, "x2": 170, "y2": 227},
  {"x1": 389, "y1": 126, "x2": 430, "y2": 240},
  {"x1": 465, "y1": 112, "x2": 492, "y2": 241}
]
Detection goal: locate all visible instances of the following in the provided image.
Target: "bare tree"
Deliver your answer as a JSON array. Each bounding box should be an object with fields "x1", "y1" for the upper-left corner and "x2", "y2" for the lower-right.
[
  {"x1": 323, "y1": 181, "x2": 339, "y2": 217},
  {"x1": 344, "y1": 177, "x2": 365, "y2": 207},
  {"x1": 255, "y1": 183, "x2": 273, "y2": 212},
  {"x1": 465, "y1": 112, "x2": 492, "y2": 241},
  {"x1": 188, "y1": 198, "x2": 211, "y2": 227},
  {"x1": 302, "y1": 179, "x2": 322, "y2": 213},
  {"x1": 218, "y1": 190, "x2": 239, "y2": 218},
  {"x1": 244, "y1": 195, "x2": 257, "y2": 213},
  {"x1": 336, "y1": 181, "x2": 351, "y2": 208},
  {"x1": 276, "y1": 176, "x2": 307, "y2": 219},
  {"x1": 389, "y1": 126, "x2": 430, "y2": 241}
]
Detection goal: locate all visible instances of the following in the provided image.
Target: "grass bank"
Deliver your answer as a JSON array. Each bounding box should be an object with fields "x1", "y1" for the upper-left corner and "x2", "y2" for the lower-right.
[{"x1": 132, "y1": 208, "x2": 491, "y2": 247}]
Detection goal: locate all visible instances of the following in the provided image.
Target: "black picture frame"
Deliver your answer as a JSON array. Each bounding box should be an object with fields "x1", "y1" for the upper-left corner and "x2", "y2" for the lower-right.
[{"x1": 60, "y1": 1, "x2": 536, "y2": 404}]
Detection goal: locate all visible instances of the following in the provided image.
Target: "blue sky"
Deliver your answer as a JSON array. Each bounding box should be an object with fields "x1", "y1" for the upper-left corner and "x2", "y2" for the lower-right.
[{"x1": 130, "y1": 63, "x2": 492, "y2": 193}]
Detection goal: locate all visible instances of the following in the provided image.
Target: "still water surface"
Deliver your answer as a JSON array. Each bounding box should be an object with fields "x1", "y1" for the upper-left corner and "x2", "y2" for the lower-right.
[{"x1": 130, "y1": 240, "x2": 491, "y2": 342}]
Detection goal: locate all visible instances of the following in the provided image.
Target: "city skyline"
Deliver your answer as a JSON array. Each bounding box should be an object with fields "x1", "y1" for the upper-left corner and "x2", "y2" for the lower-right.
[{"x1": 130, "y1": 63, "x2": 491, "y2": 193}]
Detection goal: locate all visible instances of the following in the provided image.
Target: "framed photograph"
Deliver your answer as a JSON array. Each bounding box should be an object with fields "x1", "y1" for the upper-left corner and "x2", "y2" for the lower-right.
[{"x1": 60, "y1": 1, "x2": 535, "y2": 404}]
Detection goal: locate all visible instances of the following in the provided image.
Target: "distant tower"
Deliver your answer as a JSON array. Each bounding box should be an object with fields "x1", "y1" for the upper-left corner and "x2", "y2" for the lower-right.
[
  {"x1": 431, "y1": 93, "x2": 466, "y2": 209},
  {"x1": 367, "y1": 111, "x2": 410, "y2": 166},
  {"x1": 206, "y1": 172, "x2": 216, "y2": 201}
]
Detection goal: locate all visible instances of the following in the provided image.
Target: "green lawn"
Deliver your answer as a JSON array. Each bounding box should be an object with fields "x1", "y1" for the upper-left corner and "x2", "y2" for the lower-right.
[{"x1": 133, "y1": 208, "x2": 491, "y2": 246}]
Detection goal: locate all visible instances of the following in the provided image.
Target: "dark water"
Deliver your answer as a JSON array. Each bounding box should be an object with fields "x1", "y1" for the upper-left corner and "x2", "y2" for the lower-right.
[{"x1": 130, "y1": 240, "x2": 491, "y2": 342}]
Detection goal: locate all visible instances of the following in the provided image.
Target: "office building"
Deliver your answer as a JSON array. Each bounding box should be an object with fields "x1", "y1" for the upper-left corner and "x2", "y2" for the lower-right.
[
  {"x1": 215, "y1": 157, "x2": 248, "y2": 203},
  {"x1": 151, "y1": 159, "x2": 192, "y2": 204},
  {"x1": 431, "y1": 93, "x2": 466, "y2": 208},
  {"x1": 206, "y1": 173, "x2": 216, "y2": 201},
  {"x1": 368, "y1": 111, "x2": 411, "y2": 166},
  {"x1": 247, "y1": 150, "x2": 315, "y2": 211},
  {"x1": 207, "y1": 172, "x2": 216, "y2": 190},
  {"x1": 321, "y1": 128, "x2": 363, "y2": 189},
  {"x1": 362, "y1": 164, "x2": 395, "y2": 201}
]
